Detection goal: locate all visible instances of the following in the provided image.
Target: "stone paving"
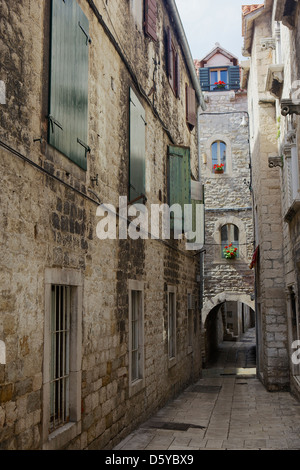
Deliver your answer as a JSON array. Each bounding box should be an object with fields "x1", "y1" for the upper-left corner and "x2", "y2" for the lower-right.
[{"x1": 114, "y1": 329, "x2": 300, "y2": 450}]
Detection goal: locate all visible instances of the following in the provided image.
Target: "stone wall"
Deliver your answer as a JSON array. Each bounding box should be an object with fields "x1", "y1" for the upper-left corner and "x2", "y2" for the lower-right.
[
  {"x1": 243, "y1": 8, "x2": 289, "y2": 391},
  {"x1": 0, "y1": 0, "x2": 203, "y2": 450},
  {"x1": 199, "y1": 88, "x2": 255, "y2": 348}
]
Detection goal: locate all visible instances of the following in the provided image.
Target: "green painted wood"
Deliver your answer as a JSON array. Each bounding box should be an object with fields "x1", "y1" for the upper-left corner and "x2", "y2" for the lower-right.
[
  {"x1": 168, "y1": 146, "x2": 191, "y2": 232},
  {"x1": 49, "y1": 0, "x2": 89, "y2": 170},
  {"x1": 228, "y1": 66, "x2": 240, "y2": 90},
  {"x1": 129, "y1": 88, "x2": 146, "y2": 202},
  {"x1": 199, "y1": 68, "x2": 210, "y2": 91}
]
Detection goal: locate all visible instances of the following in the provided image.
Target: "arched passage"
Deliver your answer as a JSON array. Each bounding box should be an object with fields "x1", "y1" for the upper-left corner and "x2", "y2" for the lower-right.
[{"x1": 202, "y1": 292, "x2": 255, "y2": 368}]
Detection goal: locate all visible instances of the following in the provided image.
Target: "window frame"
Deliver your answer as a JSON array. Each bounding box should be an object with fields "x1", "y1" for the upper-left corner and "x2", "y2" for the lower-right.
[
  {"x1": 211, "y1": 140, "x2": 227, "y2": 173},
  {"x1": 187, "y1": 292, "x2": 195, "y2": 354},
  {"x1": 167, "y1": 27, "x2": 180, "y2": 98},
  {"x1": 210, "y1": 68, "x2": 229, "y2": 91},
  {"x1": 167, "y1": 285, "x2": 177, "y2": 367},
  {"x1": 43, "y1": 268, "x2": 82, "y2": 450},
  {"x1": 128, "y1": 280, "x2": 145, "y2": 397},
  {"x1": 221, "y1": 223, "x2": 239, "y2": 259}
]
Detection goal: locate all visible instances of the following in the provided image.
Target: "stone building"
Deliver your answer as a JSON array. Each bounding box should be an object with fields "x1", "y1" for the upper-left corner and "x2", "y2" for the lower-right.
[
  {"x1": 195, "y1": 44, "x2": 255, "y2": 364},
  {"x1": 241, "y1": 0, "x2": 300, "y2": 398},
  {"x1": 0, "y1": 0, "x2": 205, "y2": 450}
]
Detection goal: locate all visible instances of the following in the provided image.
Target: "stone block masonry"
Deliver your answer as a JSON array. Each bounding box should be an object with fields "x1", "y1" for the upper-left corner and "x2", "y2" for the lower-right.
[{"x1": 0, "y1": 0, "x2": 204, "y2": 450}]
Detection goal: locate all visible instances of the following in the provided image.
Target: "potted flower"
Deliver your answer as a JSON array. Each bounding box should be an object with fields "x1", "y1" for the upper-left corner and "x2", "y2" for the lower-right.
[
  {"x1": 214, "y1": 80, "x2": 226, "y2": 89},
  {"x1": 213, "y1": 163, "x2": 224, "y2": 174},
  {"x1": 223, "y1": 243, "x2": 238, "y2": 259}
]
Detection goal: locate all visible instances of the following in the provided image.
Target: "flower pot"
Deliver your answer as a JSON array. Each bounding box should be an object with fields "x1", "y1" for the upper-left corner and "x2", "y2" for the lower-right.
[{"x1": 214, "y1": 169, "x2": 224, "y2": 174}]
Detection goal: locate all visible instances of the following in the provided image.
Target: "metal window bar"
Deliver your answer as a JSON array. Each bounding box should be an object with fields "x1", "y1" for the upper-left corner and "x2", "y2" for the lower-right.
[
  {"x1": 131, "y1": 291, "x2": 140, "y2": 382},
  {"x1": 168, "y1": 292, "x2": 175, "y2": 358},
  {"x1": 50, "y1": 285, "x2": 71, "y2": 432}
]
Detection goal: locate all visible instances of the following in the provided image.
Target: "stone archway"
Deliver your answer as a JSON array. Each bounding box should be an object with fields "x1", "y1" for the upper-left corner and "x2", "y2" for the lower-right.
[
  {"x1": 201, "y1": 292, "x2": 255, "y2": 366},
  {"x1": 202, "y1": 291, "x2": 255, "y2": 327}
]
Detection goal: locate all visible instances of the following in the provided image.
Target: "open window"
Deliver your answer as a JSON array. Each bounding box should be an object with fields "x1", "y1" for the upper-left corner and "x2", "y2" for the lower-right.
[{"x1": 221, "y1": 224, "x2": 239, "y2": 258}]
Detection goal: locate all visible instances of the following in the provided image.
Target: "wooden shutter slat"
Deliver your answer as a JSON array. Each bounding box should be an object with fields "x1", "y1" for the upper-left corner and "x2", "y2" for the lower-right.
[
  {"x1": 167, "y1": 27, "x2": 172, "y2": 81},
  {"x1": 228, "y1": 66, "x2": 240, "y2": 90},
  {"x1": 49, "y1": 0, "x2": 89, "y2": 170},
  {"x1": 168, "y1": 146, "x2": 191, "y2": 232},
  {"x1": 129, "y1": 88, "x2": 146, "y2": 202},
  {"x1": 145, "y1": 0, "x2": 157, "y2": 42},
  {"x1": 186, "y1": 85, "x2": 196, "y2": 128},
  {"x1": 199, "y1": 67, "x2": 210, "y2": 91},
  {"x1": 176, "y1": 53, "x2": 180, "y2": 98}
]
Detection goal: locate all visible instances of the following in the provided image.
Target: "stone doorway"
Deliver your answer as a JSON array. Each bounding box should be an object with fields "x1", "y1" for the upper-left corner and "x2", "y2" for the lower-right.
[{"x1": 202, "y1": 300, "x2": 256, "y2": 375}]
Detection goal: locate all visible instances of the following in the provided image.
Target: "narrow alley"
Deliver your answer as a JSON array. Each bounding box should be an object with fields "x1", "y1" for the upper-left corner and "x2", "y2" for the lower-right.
[{"x1": 114, "y1": 329, "x2": 300, "y2": 451}]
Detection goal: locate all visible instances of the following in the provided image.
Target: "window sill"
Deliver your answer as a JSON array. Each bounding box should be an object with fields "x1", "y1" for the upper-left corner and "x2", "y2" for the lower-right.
[
  {"x1": 129, "y1": 377, "x2": 145, "y2": 398},
  {"x1": 42, "y1": 421, "x2": 81, "y2": 450},
  {"x1": 168, "y1": 356, "x2": 177, "y2": 369}
]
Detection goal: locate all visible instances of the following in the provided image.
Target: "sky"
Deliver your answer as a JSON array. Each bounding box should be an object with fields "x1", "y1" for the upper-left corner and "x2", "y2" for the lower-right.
[{"x1": 175, "y1": 0, "x2": 264, "y2": 62}]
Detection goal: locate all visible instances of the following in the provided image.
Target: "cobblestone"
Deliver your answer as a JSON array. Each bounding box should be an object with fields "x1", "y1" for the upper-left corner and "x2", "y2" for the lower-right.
[{"x1": 114, "y1": 329, "x2": 300, "y2": 450}]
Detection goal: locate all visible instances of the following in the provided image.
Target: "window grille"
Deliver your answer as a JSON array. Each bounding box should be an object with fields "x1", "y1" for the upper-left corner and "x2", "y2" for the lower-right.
[
  {"x1": 50, "y1": 285, "x2": 71, "y2": 432},
  {"x1": 168, "y1": 292, "x2": 176, "y2": 358},
  {"x1": 131, "y1": 290, "x2": 142, "y2": 382}
]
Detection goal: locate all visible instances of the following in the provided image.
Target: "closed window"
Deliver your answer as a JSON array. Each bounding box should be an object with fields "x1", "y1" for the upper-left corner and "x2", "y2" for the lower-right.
[
  {"x1": 128, "y1": 280, "x2": 145, "y2": 396},
  {"x1": 144, "y1": 0, "x2": 158, "y2": 41},
  {"x1": 50, "y1": 285, "x2": 71, "y2": 432},
  {"x1": 221, "y1": 224, "x2": 239, "y2": 258},
  {"x1": 167, "y1": 27, "x2": 180, "y2": 98},
  {"x1": 48, "y1": 0, "x2": 90, "y2": 170},
  {"x1": 129, "y1": 88, "x2": 146, "y2": 203},
  {"x1": 186, "y1": 85, "x2": 196, "y2": 130},
  {"x1": 130, "y1": 290, "x2": 143, "y2": 382},
  {"x1": 212, "y1": 141, "x2": 226, "y2": 173},
  {"x1": 43, "y1": 268, "x2": 82, "y2": 449},
  {"x1": 168, "y1": 145, "x2": 191, "y2": 234},
  {"x1": 168, "y1": 287, "x2": 176, "y2": 362}
]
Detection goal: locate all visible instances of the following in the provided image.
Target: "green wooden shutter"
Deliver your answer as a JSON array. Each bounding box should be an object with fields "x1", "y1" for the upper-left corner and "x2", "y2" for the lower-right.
[
  {"x1": 199, "y1": 68, "x2": 209, "y2": 91},
  {"x1": 228, "y1": 66, "x2": 240, "y2": 90},
  {"x1": 129, "y1": 88, "x2": 146, "y2": 202},
  {"x1": 49, "y1": 0, "x2": 90, "y2": 170},
  {"x1": 168, "y1": 146, "x2": 191, "y2": 232},
  {"x1": 190, "y1": 181, "x2": 205, "y2": 246}
]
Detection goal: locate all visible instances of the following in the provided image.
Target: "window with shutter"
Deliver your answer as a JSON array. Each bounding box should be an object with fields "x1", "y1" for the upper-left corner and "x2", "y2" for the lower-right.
[
  {"x1": 144, "y1": 0, "x2": 158, "y2": 42},
  {"x1": 49, "y1": 0, "x2": 90, "y2": 171},
  {"x1": 129, "y1": 88, "x2": 146, "y2": 203},
  {"x1": 186, "y1": 85, "x2": 196, "y2": 130},
  {"x1": 167, "y1": 27, "x2": 180, "y2": 98},
  {"x1": 168, "y1": 146, "x2": 191, "y2": 233}
]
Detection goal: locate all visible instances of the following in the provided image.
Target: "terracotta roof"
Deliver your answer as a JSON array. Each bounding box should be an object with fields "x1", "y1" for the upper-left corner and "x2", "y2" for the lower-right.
[{"x1": 242, "y1": 4, "x2": 264, "y2": 17}]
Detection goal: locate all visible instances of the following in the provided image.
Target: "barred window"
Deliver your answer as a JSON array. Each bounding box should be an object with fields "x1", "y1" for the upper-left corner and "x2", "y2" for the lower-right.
[{"x1": 50, "y1": 285, "x2": 71, "y2": 432}]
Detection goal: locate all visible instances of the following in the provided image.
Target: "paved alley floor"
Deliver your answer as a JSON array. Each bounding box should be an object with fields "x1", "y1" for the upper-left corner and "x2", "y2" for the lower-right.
[{"x1": 114, "y1": 328, "x2": 300, "y2": 450}]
